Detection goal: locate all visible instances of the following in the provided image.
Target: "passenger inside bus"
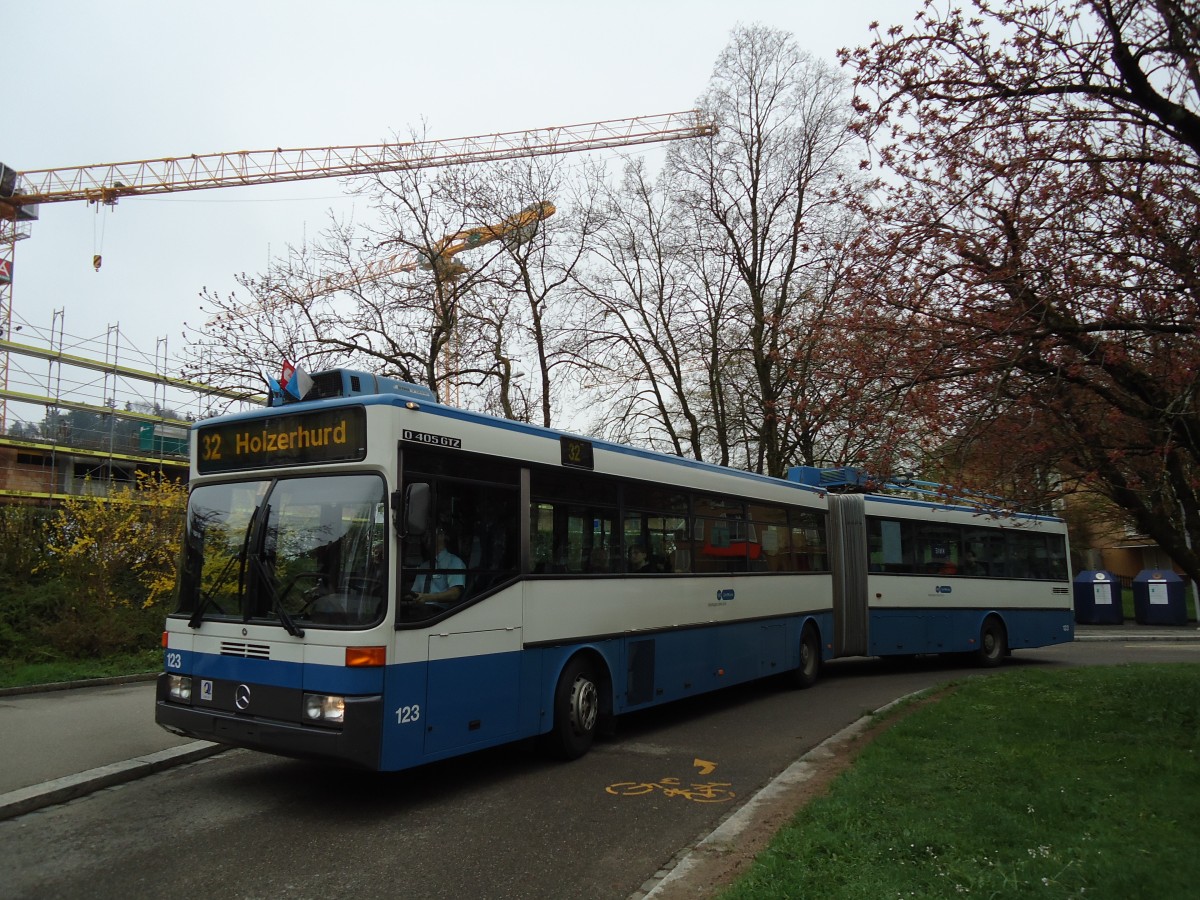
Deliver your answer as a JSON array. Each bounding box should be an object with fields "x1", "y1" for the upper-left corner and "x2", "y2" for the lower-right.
[
  {"x1": 963, "y1": 550, "x2": 987, "y2": 576},
  {"x1": 629, "y1": 543, "x2": 662, "y2": 574},
  {"x1": 403, "y1": 526, "x2": 466, "y2": 605}
]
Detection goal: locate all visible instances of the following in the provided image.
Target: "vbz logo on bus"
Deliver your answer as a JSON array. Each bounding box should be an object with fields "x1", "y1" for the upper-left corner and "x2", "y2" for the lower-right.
[
  {"x1": 935, "y1": 585, "x2": 953, "y2": 594},
  {"x1": 716, "y1": 589, "x2": 735, "y2": 602}
]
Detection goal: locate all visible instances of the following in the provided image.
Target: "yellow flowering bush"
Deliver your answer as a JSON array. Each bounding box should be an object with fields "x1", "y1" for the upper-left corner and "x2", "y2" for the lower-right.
[{"x1": 35, "y1": 473, "x2": 186, "y2": 656}]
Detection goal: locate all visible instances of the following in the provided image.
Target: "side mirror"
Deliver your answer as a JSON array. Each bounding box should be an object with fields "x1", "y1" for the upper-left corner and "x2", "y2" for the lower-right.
[{"x1": 400, "y1": 482, "x2": 430, "y2": 537}]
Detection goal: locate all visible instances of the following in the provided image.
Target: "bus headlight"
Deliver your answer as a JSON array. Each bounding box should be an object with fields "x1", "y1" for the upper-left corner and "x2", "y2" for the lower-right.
[
  {"x1": 303, "y1": 693, "x2": 346, "y2": 725},
  {"x1": 168, "y1": 675, "x2": 192, "y2": 702}
]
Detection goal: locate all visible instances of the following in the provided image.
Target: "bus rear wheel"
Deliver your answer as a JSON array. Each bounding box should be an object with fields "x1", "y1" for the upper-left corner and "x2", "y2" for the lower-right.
[
  {"x1": 547, "y1": 656, "x2": 600, "y2": 760},
  {"x1": 790, "y1": 625, "x2": 822, "y2": 689},
  {"x1": 975, "y1": 616, "x2": 1008, "y2": 668}
]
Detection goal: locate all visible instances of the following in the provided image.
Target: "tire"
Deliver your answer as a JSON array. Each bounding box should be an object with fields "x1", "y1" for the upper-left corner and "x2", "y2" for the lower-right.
[
  {"x1": 547, "y1": 656, "x2": 601, "y2": 760},
  {"x1": 975, "y1": 616, "x2": 1007, "y2": 668},
  {"x1": 790, "y1": 624, "x2": 822, "y2": 689}
]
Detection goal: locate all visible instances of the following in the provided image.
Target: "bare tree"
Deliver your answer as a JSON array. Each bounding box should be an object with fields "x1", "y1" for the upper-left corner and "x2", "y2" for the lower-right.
[
  {"x1": 666, "y1": 24, "x2": 858, "y2": 476},
  {"x1": 186, "y1": 151, "x2": 539, "y2": 406},
  {"x1": 571, "y1": 159, "x2": 716, "y2": 457},
  {"x1": 186, "y1": 160, "x2": 487, "y2": 401},
  {"x1": 464, "y1": 157, "x2": 604, "y2": 427}
]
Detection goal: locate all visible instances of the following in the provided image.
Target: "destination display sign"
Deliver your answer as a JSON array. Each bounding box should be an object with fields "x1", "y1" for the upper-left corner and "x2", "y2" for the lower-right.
[
  {"x1": 560, "y1": 436, "x2": 594, "y2": 470},
  {"x1": 197, "y1": 407, "x2": 367, "y2": 474}
]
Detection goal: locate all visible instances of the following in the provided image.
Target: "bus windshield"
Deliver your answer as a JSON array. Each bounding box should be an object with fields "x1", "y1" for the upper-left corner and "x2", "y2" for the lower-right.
[{"x1": 176, "y1": 473, "x2": 388, "y2": 630}]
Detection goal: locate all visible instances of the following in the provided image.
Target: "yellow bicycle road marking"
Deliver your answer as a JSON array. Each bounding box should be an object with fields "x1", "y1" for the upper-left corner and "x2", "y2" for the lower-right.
[{"x1": 605, "y1": 776, "x2": 736, "y2": 803}]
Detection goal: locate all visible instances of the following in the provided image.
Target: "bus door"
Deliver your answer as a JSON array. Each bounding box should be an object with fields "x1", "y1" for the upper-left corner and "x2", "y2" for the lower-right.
[
  {"x1": 828, "y1": 493, "x2": 869, "y2": 656},
  {"x1": 423, "y1": 627, "x2": 523, "y2": 755},
  {"x1": 393, "y1": 444, "x2": 525, "y2": 757}
]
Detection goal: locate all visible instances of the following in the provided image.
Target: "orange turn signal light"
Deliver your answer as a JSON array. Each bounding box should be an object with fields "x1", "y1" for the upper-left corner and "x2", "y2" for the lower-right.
[{"x1": 345, "y1": 646, "x2": 386, "y2": 667}]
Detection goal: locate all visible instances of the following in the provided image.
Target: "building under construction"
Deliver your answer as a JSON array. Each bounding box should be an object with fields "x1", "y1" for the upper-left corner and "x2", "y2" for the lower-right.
[{"x1": 0, "y1": 314, "x2": 254, "y2": 505}]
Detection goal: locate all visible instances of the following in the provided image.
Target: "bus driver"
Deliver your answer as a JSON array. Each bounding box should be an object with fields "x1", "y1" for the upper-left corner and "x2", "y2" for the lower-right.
[{"x1": 403, "y1": 526, "x2": 466, "y2": 605}]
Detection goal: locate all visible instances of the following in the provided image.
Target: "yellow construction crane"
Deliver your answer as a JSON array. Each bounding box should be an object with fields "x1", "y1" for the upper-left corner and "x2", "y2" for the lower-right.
[
  {"x1": 206, "y1": 200, "x2": 557, "y2": 325},
  {"x1": 0, "y1": 111, "x2": 716, "y2": 422},
  {"x1": 312, "y1": 200, "x2": 555, "y2": 295}
]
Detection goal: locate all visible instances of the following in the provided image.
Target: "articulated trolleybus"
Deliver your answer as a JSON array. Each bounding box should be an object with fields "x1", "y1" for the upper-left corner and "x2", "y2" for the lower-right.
[{"x1": 157, "y1": 368, "x2": 1074, "y2": 770}]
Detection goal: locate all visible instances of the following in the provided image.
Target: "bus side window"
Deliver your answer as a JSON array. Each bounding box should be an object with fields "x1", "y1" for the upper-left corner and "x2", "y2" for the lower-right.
[
  {"x1": 669, "y1": 530, "x2": 692, "y2": 573},
  {"x1": 868, "y1": 517, "x2": 914, "y2": 574}
]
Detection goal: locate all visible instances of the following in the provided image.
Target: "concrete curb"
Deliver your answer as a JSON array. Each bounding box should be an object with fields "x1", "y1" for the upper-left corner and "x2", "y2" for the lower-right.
[
  {"x1": 0, "y1": 741, "x2": 225, "y2": 821},
  {"x1": 1074, "y1": 629, "x2": 1200, "y2": 641},
  {"x1": 0, "y1": 672, "x2": 159, "y2": 698}
]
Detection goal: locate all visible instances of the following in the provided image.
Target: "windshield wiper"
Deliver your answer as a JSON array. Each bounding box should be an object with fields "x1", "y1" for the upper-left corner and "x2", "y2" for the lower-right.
[
  {"x1": 189, "y1": 553, "x2": 237, "y2": 629},
  {"x1": 249, "y1": 554, "x2": 305, "y2": 637},
  {"x1": 189, "y1": 503, "x2": 261, "y2": 630},
  {"x1": 273, "y1": 593, "x2": 305, "y2": 638}
]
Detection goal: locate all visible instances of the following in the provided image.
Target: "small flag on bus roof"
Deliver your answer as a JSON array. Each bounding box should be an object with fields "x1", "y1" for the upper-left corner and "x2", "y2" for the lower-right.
[{"x1": 280, "y1": 360, "x2": 314, "y2": 401}]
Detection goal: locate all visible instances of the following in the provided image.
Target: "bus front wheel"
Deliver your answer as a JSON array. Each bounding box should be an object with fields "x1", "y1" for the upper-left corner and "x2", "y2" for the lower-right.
[
  {"x1": 548, "y1": 656, "x2": 600, "y2": 760},
  {"x1": 975, "y1": 616, "x2": 1008, "y2": 668}
]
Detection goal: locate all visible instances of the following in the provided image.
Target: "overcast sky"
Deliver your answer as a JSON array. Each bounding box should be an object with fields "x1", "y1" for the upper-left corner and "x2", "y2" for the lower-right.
[{"x1": 5, "y1": 0, "x2": 919, "y2": 382}]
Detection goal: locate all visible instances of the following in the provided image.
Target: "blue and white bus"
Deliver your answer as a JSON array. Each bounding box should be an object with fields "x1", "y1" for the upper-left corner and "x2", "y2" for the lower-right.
[{"x1": 156, "y1": 369, "x2": 1073, "y2": 769}]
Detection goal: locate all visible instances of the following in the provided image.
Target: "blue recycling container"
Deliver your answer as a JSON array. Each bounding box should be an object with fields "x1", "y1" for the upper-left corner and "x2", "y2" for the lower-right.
[
  {"x1": 1073, "y1": 570, "x2": 1124, "y2": 624},
  {"x1": 1132, "y1": 569, "x2": 1187, "y2": 625}
]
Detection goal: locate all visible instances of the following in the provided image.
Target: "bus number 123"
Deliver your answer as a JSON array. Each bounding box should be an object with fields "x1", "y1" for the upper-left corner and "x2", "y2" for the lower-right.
[{"x1": 396, "y1": 705, "x2": 421, "y2": 724}]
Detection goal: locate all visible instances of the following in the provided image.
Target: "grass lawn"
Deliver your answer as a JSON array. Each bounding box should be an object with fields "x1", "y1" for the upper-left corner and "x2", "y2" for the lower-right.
[
  {"x1": 721, "y1": 665, "x2": 1200, "y2": 899},
  {"x1": 0, "y1": 649, "x2": 161, "y2": 690}
]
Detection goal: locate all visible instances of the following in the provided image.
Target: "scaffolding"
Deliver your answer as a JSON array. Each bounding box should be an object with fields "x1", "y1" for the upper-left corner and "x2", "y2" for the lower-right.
[{"x1": 0, "y1": 310, "x2": 257, "y2": 502}]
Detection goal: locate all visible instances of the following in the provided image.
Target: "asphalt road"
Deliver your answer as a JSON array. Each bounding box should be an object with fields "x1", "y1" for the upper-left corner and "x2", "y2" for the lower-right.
[
  {"x1": 0, "y1": 679, "x2": 196, "y2": 795},
  {"x1": 3, "y1": 640, "x2": 1198, "y2": 900}
]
